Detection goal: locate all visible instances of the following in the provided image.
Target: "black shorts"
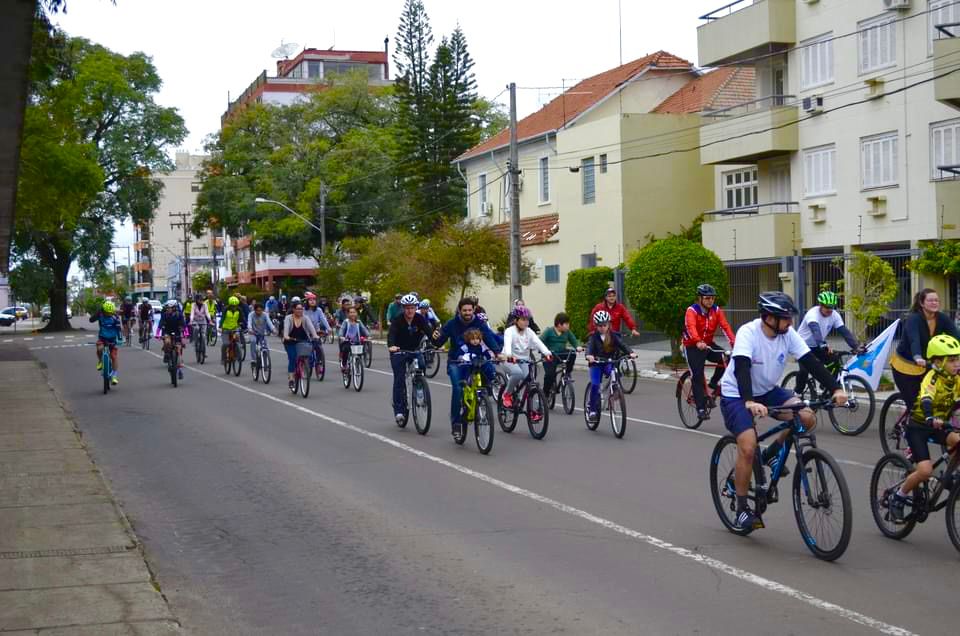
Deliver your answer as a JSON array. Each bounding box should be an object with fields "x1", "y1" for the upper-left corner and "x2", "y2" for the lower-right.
[
  {"x1": 905, "y1": 423, "x2": 951, "y2": 463},
  {"x1": 162, "y1": 332, "x2": 182, "y2": 343}
]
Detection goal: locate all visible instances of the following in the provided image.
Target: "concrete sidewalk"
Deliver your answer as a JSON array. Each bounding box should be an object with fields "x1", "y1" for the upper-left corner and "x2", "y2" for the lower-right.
[{"x1": 0, "y1": 345, "x2": 179, "y2": 634}]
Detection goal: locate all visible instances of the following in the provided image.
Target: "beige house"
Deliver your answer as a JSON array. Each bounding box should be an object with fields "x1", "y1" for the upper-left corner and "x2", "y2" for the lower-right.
[
  {"x1": 453, "y1": 51, "x2": 752, "y2": 327},
  {"x1": 695, "y1": 0, "x2": 960, "y2": 325}
]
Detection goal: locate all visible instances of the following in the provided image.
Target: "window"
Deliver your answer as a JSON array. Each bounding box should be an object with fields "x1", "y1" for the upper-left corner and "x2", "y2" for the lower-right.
[
  {"x1": 307, "y1": 61, "x2": 322, "y2": 78},
  {"x1": 191, "y1": 182, "x2": 201, "y2": 193},
  {"x1": 931, "y1": 118, "x2": 960, "y2": 179},
  {"x1": 580, "y1": 253, "x2": 597, "y2": 268},
  {"x1": 545, "y1": 264, "x2": 560, "y2": 284},
  {"x1": 478, "y1": 173, "x2": 488, "y2": 214},
  {"x1": 722, "y1": 168, "x2": 758, "y2": 209},
  {"x1": 599, "y1": 153, "x2": 608, "y2": 173},
  {"x1": 859, "y1": 15, "x2": 896, "y2": 73},
  {"x1": 803, "y1": 145, "x2": 837, "y2": 197},
  {"x1": 581, "y1": 157, "x2": 596, "y2": 204},
  {"x1": 861, "y1": 132, "x2": 898, "y2": 189},
  {"x1": 800, "y1": 34, "x2": 833, "y2": 89},
  {"x1": 323, "y1": 61, "x2": 378, "y2": 78},
  {"x1": 287, "y1": 63, "x2": 303, "y2": 79},
  {"x1": 930, "y1": 0, "x2": 960, "y2": 54},
  {"x1": 539, "y1": 156, "x2": 550, "y2": 203}
]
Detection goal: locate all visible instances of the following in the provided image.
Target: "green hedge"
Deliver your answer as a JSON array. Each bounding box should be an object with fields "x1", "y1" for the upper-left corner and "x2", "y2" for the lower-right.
[{"x1": 565, "y1": 266, "x2": 614, "y2": 340}]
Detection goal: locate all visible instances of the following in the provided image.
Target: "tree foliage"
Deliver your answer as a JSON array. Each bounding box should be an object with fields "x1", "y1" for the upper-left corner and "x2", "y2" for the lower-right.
[
  {"x1": 625, "y1": 237, "x2": 728, "y2": 356},
  {"x1": 565, "y1": 267, "x2": 614, "y2": 341},
  {"x1": 908, "y1": 240, "x2": 960, "y2": 277},
  {"x1": 836, "y1": 251, "x2": 898, "y2": 339},
  {"x1": 9, "y1": 258, "x2": 53, "y2": 307}
]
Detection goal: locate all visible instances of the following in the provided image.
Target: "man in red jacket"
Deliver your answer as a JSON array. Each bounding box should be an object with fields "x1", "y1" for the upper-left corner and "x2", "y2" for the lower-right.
[
  {"x1": 588, "y1": 287, "x2": 640, "y2": 336},
  {"x1": 683, "y1": 283, "x2": 735, "y2": 419}
]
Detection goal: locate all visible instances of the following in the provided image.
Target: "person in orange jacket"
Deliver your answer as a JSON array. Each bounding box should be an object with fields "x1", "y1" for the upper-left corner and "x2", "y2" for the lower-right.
[{"x1": 683, "y1": 284, "x2": 735, "y2": 419}]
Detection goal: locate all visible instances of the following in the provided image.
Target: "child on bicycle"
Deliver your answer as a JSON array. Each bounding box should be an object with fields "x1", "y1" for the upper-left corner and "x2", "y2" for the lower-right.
[
  {"x1": 190, "y1": 293, "x2": 212, "y2": 344},
  {"x1": 247, "y1": 302, "x2": 275, "y2": 360},
  {"x1": 499, "y1": 306, "x2": 552, "y2": 408},
  {"x1": 159, "y1": 300, "x2": 185, "y2": 379},
  {"x1": 889, "y1": 334, "x2": 960, "y2": 521},
  {"x1": 90, "y1": 301, "x2": 122, "y2": 385},
  {"x1": 219, "y1": 296, "x2": 243, "y2": 363},
  {"x1": 338, "y1": 306, "x2": 369, "y2": 371},
  {"x1": 540, "y1": 312, "x2": 581, "y2": 397},
  {"x1": 458, "y1": 328, "x2": 497, "y2": 369},
  {"x1": 584, "y1": 310, "x2": 637, "y2": 421}
]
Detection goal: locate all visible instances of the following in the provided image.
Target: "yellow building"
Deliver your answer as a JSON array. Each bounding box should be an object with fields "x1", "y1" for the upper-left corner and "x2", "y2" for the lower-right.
[{"x1": 453, "y1": 52, "x2": 753, "y2": 328}]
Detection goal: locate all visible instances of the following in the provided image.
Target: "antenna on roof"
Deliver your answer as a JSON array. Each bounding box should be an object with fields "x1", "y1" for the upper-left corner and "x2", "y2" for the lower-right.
[{"x1": 271, "y1": 40, "x2": 300, "y2": 60}]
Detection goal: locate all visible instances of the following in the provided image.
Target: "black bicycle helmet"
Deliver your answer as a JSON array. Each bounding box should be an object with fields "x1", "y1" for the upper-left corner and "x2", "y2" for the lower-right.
[
  {"x1": 696, "y1": 283, "x2": 717, "y2": 297},
  {"x1": 757, "y1": 291, "x2": 798, "y2": 318}
]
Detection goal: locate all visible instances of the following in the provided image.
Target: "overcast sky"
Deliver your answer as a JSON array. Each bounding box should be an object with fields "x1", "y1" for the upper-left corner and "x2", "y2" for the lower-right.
[{"x1": 54, "y1": 0, "x2": 721, "y2": 256}]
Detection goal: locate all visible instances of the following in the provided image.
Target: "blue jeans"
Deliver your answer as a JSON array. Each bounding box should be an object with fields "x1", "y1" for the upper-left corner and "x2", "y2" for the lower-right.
[
  {"x1": 284, "y1": 342, "x2": 299, "y2": 373},
  {"x1": 588, "y1": 363, "x2": 614, "y2": 413},
  {"x1": 391, "y1": 352, "x2": 424, "y2": 414}
]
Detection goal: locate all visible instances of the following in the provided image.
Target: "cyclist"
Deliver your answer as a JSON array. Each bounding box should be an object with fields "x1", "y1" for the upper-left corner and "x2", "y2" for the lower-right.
[
  {"x1": 889, "y1": 334, "x2": 960, "y2": 521},
  {"x1": 433, "y1": 297, "x2": 502, "y2": 437},
  {"x1": 584, "y1": 311, "x2": 637, "y2": 421},
  {"x1": 794, "y1": 290, "x2": 860, "y2": 396},
  {"x1": 120, "y1": 295, "x2": 136, "y2": 341},
  {"x1": 500, "y1": 306, "x2": 552, "y2": 409},
  {"x1": 90, "y1": 301, "x2": 122, "y2": 385},
  {"x1": 247, "y1": 301, "x2": 276, "y2": 360},
  {"x1": 334, "y1": 297, "x2": 352, "y2": 326},
  {"x1": 588, "y1": 287, "x2": 640, "y2": 337},
  {"x1": 159, "y1": 299, "x2": 185, "y2": 379},
  {"x1": 387, "y1": 293, "x2": 437, "y2": 423},
  {"x1": 541, "y1": 312, "x2": 581, "y2": 397},
  {"x1": 386, "y1": 294, "x2": 403, "y2": 324},
  {"x1": 303, "y1": 292, "x2": 331, "y2": 335},
  {"x1": 238, "y1": 295, "x2": 251, "y2": 348},
  {"x1": 683, "y1": 284, "x2": 736, "y2": 420},
  {"x1": 183, "y1": 297, "x2": 193, "y2": 341},
  {"x1": 282, "y1": 300, "x2": 320, "y2": 389},
  {"x1": 337, "y1": 305, "x2": 370, "y2": 372},
  {"x1": 190, "y1": 293, "x2": 212, "y2": 344},
  {"x1": 219, "y1": 296, "x2": 243, "y2": 363},
  {"x1": 418, "y1": 299, "x2": 439, "y2": 327},
  {"x1": 265, "y1": 295, "x2": 279, "y2": 317},
  {"x1": 137, "y1": 297, "x2": 153, "y2": 340},
  {"x1": 719, "y1": 292, "x2": 846, "y2": 532},
  {"x1": 355, "y1": 296, "x2": 374, "y2": 328}
]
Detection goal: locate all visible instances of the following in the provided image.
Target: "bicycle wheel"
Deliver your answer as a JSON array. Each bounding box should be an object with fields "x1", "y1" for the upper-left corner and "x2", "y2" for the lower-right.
[
  {"x1": 314, "y1": 346, "x2": 326, "y2": 382},
  {"x1": 879, "y1": 393, "x2": 909, "y2": 456},
  {"x1": 475, "y1": 394, "x2": 495, "y2": 454},
  {"x1": 412, "y1": 375, "x2": 431, "y2": 435},
  {"x1": 208, "y1": 327, "x2": 218, "y2": 347},
  {"x1": 945, "y1": 479, "x2": 960, "y2": 554},
  {"x1": 352, "y1": 356, "x2": 364, "y2": 392},
  {"x1": 232, "y1": 344, "x2": 242, "y2": 377},
  {"x1": 363, "y1": 341, "x2": 372, "y2": 368},
  {"x1": 619, "y1": 358, "x2": 638, "y2": 394},
  {"x1": 709, "y1": 435, "x2": 755, "y2": 536},
  {"x1": 792, "y1": 447, "x2": 852, "y2": 561},
  {"x1": 102, "y1": 353, "x2": 110, "y2": 394},
  {"x1": 870, "y1": 452, "x2": 917, "y2": 540},
  {"x1": 676, "y1": 371, "x2": 703, "y2": 430},
  {"x1": 195, "y1": 338, "x2": 204, "y2": 365},
  {"x1": 526, "y1": 386, "x2": 549, "y2": 440},
  {"x1": 562, "y1": 380, "x2": 576, "y2": 415},
  {"x1": 828, "y1": 375, "x2": 875, "y2": 436},
  {"x1": 170, "y1": 351, "x2": 178, "y2": 388},
  {"x1": 780, "y1": 371, "x2": 814, "y2": 400},
  {"x1": 261, "y1": 349, "x2": 271, "y2": 384},
  {"x1": 583, "y1": 383, "x2": 600, "y2": 431},
  {"x1": 252, "y1": 353, "x2": 261, "y2": 382},
  {"x1": 341, "y1": 359, "x2": 351, "y2": 388},
  {"x1": 610, "y1": 385, "x2": 626, "y2": 438},
  {"x1": 298, "y1": 359, "x2": 311, "y2": 398},
  {"x1": 239, "y1": 337, "x2": 247, "y2": 362},
  {"x1": 425, "y1": 350, "x2": 440, "y2": 378},
  {"x1": 144, "y1": 328, "x2": 150, "y2": 350},
  {"x1": 547, "y1": 385, "x2": 557, "y2": 411},
  {"x1": 453, "y1": 414, "x2": 468, "y2": 445},
  {"x1": 496, "y1": 384, "x2": 517, "y2": 433},
  {"x1": 223, "y1": 346, "x2": 231, "y2": 375}
]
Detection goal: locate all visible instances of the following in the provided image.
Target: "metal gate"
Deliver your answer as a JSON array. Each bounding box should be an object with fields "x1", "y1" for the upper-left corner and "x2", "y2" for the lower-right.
[{"x1": 724, "y1": 258, "x2": 783, "y2": 330}]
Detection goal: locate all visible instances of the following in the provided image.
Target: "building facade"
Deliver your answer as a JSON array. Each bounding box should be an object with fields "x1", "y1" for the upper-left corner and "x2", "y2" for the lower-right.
[{"x1": 696, "y1": 0, "x2": 960, "y2": 328}]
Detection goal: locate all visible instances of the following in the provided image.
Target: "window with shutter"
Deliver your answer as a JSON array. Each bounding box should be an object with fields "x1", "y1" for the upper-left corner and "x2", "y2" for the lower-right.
[
  {"x1": 801, "y1": 34, "x2": 834, "y2": 90},
  {"x1": 859, "y1": 15, "x2": 896, "y2": 74},
  {"x1": 582, "y1": 157, "x2": 596, "y2": 204},
  {"x1": 931, "y1": 119, "x2": 960, "y2": 179},
  {"x1": 803, "y1": 145, "x2": 836, "y2": 197},
  {"x1": 861, "y1": 133, "x2": 898, "y2": 189},
  {"x1": 539, "y1": 156, "x2": 550, "y2": 203},
  {"x1": 930, "y1": 0, "x2": 960, "y2": 55}
]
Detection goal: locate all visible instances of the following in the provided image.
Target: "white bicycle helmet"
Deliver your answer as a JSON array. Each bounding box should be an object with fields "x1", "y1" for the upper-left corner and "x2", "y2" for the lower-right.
[
  {"x1": 291, "y1": 296, "x2": 301, "y2": 304},
  {"x1": 593, "y1": 310, "x2": 611, "y2": 325},
  {"x1": 400, "y1": 293, "x2": 419, "y2": 306}
]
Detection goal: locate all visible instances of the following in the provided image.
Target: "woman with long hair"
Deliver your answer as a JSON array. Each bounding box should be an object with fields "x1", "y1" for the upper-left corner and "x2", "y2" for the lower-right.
[{"x1": 891, "y1": 288, "x2": 960, "y2": 409}]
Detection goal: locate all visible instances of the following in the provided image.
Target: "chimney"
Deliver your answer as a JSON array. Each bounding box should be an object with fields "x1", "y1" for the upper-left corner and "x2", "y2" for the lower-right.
[{"x1": 384, "y1": 36, "x2": 389, "y2": 80}]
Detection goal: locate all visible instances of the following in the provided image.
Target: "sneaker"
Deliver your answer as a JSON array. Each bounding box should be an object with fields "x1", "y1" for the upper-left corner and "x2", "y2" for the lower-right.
[
  {"x1": 178, "y1": 368, "x2": 184, "y2": 380},
  {"x1": 288, "y1": 380, "x2": 295, "y2": 390},
  {"x1": 735, "y1": 508, "x2": 764, "y2": 531},
  {"x1": 96, "y1": 360, "x2": 103, "y2": 371},
  {"x1": 111, "y1": 375, "x2": 119, "y2": 386},
  {"x1": 395, "y1": 413, "x2": 405, "y2": 424},
  {"x1": 502, "y1": 392, "x2": 513, "y2": 408},
  {"x1": 587, "y1": 411, "x2": 599, "y2": 422},
  {"x1": 530, "y1": 411, "x2": 542, "y2": 422},
  {"x1": 697, "y1": 408, "x2": 710, "y2": 421},
  {"x1": 766, "y1": 454, "x2": 790, "y2": 478},
  {"x1": 451, "y1": 421, "x2": 462, "y2": 437},
  {"x1": 888, "y1": 492, "x2": 910, "y2": 522}
]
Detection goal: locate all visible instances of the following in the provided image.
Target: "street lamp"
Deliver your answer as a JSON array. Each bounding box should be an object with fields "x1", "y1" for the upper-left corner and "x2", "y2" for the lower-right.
[{"x1": 255, "y1": 196, "x2": 325, "y2": 254}]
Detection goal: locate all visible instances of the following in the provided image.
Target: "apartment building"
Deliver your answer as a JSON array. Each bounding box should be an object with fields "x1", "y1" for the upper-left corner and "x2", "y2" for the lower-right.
[
  {"x1": 695, "y1": 0, "x2": 960, "y2": 327},
  {"x1": 454, "y1": 52, "x2": 750, "y2": 325}
]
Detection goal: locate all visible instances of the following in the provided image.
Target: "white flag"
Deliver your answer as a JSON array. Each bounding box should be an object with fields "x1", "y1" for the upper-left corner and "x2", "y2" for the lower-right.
[{"x1": 844, "y1": 319, "x2": 899, "y2": 391}]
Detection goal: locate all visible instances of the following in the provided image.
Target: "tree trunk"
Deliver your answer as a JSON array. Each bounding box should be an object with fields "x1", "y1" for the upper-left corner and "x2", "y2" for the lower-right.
[
  {"x1": 670, "y1": 336, "x2": 682, "y2": 364},
  {"x1": 42, "y1": 251, "x2": 73, "y2": 332}
]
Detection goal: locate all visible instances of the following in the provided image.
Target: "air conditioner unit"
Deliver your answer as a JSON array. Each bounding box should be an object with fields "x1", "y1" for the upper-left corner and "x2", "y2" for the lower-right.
[
  {"x1": 802, "y1": 95, "x2": 824, "y2": 114},
  {"x1": 883, "y1": 0, "x2": 911, "y2": 10}
]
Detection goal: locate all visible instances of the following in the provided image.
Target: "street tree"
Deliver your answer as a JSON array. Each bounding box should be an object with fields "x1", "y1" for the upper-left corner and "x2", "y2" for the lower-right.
[
  {"x1": 428, "y1": 221, "x2": 511, "y2": 301},
  {"x1": 836, "y1": 251, "x2": 898, "y2": 340},
  {"x1": 9, "y1": 257, "x2": 52, "y2": 308}
]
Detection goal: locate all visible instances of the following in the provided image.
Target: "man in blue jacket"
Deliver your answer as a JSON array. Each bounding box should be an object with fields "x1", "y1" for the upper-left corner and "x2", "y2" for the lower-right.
[{"x1": 433, "y1": 297, "x2": 502, "y2": 436}]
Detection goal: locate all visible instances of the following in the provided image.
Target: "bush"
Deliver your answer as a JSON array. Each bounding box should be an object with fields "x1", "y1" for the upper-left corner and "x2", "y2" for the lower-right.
[
  {"x1": 624, "y1": 237, "x2": 727, "y2": 357},
  {"x1": 565, "y1": 266, "x2": 614, "y2": 341}
]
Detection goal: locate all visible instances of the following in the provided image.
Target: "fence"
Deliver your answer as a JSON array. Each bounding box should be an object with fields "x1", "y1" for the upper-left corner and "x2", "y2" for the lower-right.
[{"x1": 725, "y1": 258, "x2": 784, "y2": 330}]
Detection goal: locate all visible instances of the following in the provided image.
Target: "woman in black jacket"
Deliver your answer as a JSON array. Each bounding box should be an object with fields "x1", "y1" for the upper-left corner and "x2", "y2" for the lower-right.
[{"x1": 891, "y1": 288, "x2": 960, "y2": 409}]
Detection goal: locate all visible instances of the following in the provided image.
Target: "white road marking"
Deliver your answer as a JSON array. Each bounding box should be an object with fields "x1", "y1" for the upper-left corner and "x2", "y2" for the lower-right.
[
  {"x1": 23, "y1": 337, "x2": 33, "y2": 341},
  {"x1": 147, "y1": 348, "x2": 912, "y2": 636},
  {"x1": 44, "y1": 336, "x2": 54, "y2": 340}
]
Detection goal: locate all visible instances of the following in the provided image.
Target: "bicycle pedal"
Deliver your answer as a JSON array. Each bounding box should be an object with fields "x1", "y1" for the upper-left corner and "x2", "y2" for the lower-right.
[{"x1": 752, "y1": 517, "x2": 766, "y2": 530}]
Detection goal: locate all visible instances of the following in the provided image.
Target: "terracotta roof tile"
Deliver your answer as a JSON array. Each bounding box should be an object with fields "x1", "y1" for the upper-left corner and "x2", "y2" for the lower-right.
[
  {"x1": 489, "y1": 213, "x2": 560, "y2": 247},
  {"x1": 457, "y1": 51, "x2": 693, "y2": 161},
  {"x1": 653, "y1": 66, "x2": 755, "y2": 114}
]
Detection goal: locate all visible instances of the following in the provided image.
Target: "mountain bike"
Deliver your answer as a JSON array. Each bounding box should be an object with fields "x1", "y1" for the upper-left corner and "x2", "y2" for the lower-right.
[
  {"x1": 583, "y1": 355, "x2": 631, "y2": 438},
  {"x1": 123, "y1": 318, "x2": 134, "y2": 347},
  {"x1": 780, "y1": 349, "x2": 874, "y2": 435},
  {"x1": 341, "y1": 339, "x2": 365, "y2": 392},
  {"x1": 139, "y1": 319, "x2": 151, "y2": 350},
  {"x1": 456, "y1": 354, "x2": 496, "y2": 454},
  {"x1": 250, "y1": 334, "x2": 271, "y2": 384},
  {"x1": 677, "y1": 348, "x2": 729, "y2": 430},
  {"x1": 878, "y1": 392, "x2": 911, "y2": 457},
  {"x1": 363, "y1": 339, "x2": 373, "y2": 368},
  {"x1": 870, "y1": 416, "x2": 960, "y2": 551},
  {"x1": 392, "y1": 350, "x2": 431, "y2": 435},
  {"x1": 162, "y1": 338, "x2": 180, "y2": 388},
  {"x1": 546, "y1": 351, "x2": 577, "y2": 415},
  {"x1": 310, "y1": 338, "x2": 326, "y2": 381},
  {"x1": 497, "y1": 356, "x2": 549, "y2": 440},
  {"x1": 290, "y1": 340, "x2": 312, "y2": 398},
  {"x1": 222, "y1": 331, "x2": 242, "y2": 377},
  {"x1": 709, "y1": 399, "x2": 853, "y2": 561},
  {"x1": 193, "y1": 322, "x2": 208, "y2": 364}
]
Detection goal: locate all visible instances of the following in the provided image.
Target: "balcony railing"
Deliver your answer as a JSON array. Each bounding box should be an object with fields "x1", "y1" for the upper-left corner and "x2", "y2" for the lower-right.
[
  {"x1": 705, "y1": 201, "x2": 800, "y2": 217},
  {"x1": 699, "y1": 0, "x2": 758, "y2": 21},
  {"x1": 704, "y1": 95, "x2": 796, "y2": 119}
]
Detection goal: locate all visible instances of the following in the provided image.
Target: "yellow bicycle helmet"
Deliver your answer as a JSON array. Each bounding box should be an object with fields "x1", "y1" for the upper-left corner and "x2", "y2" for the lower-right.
[
  {"x1": 102, "y1": 301, "x2": 116, "y2": 314},
  {"x1": 927, "y1": 334, "x2": 960, "y2": 359}
]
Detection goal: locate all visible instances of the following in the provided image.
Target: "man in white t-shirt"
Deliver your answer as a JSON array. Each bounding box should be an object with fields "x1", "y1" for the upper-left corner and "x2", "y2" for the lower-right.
[
  {"x1": 719, "y1": 292, "x2": 847, "y2": 532},
  {"x1": 793, "y1": 290, "x2": 860, "y2": 395}
]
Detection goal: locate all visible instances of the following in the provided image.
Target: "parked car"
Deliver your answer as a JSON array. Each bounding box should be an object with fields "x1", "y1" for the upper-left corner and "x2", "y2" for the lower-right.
[
  {"x1": 0, "y1": 313, "x2": 14, "y2": 327},
  {"x1": 149, "y1": 300, "x2": 163, "y2": 314},
  {"x1": 1, "y1": 307, "x2": 28, "y2": 322},
  {"x1": 41, "y1": 305, "x2": 72, "y2": 320}
]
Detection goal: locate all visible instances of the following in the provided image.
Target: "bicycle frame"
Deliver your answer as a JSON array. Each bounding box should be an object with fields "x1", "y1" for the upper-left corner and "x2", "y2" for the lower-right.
[{"x1": 754, "y1": 404, "x2": 830, "y2": 512}]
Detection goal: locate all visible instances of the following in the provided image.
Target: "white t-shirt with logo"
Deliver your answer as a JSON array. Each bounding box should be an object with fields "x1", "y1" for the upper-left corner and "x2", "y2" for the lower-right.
[
  {"x1": 720, "y1": 318, "x2": 811, "y2": 399},
  {"x1": 796, "y1": 306, "x2": 844, "y2": 347}
]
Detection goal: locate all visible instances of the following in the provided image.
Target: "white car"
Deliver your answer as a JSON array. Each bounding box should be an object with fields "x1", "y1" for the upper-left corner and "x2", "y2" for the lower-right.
[
  {"x1": 41, "y1": 305, "x2": 72, "y2": 320},
  {"x1": 148, "y1": 300, "x2": 163, "y2": 314}
]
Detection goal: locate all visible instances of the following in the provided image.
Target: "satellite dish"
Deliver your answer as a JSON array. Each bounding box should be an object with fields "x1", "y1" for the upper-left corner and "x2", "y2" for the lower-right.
[{"x1": 271, "y1": 41, "x2": 300, "y2": 59}]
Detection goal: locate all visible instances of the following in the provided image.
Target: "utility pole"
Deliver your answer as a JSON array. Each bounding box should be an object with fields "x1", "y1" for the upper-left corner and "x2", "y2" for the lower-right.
[
  {"x1": 170, "y1": 211, "x2": 192, "y2": 299},
  {"x1": 319, "y1": 183, "x2": 327, "y2": 256},
  {"x1": 508, "y1": 82, "x2": 522, "y2": 302}
]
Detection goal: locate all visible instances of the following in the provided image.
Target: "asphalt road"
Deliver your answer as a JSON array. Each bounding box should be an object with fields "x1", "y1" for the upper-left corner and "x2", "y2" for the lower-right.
[{"x1": 32, "y1": 336, "x2": 953, "y2": 635}]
